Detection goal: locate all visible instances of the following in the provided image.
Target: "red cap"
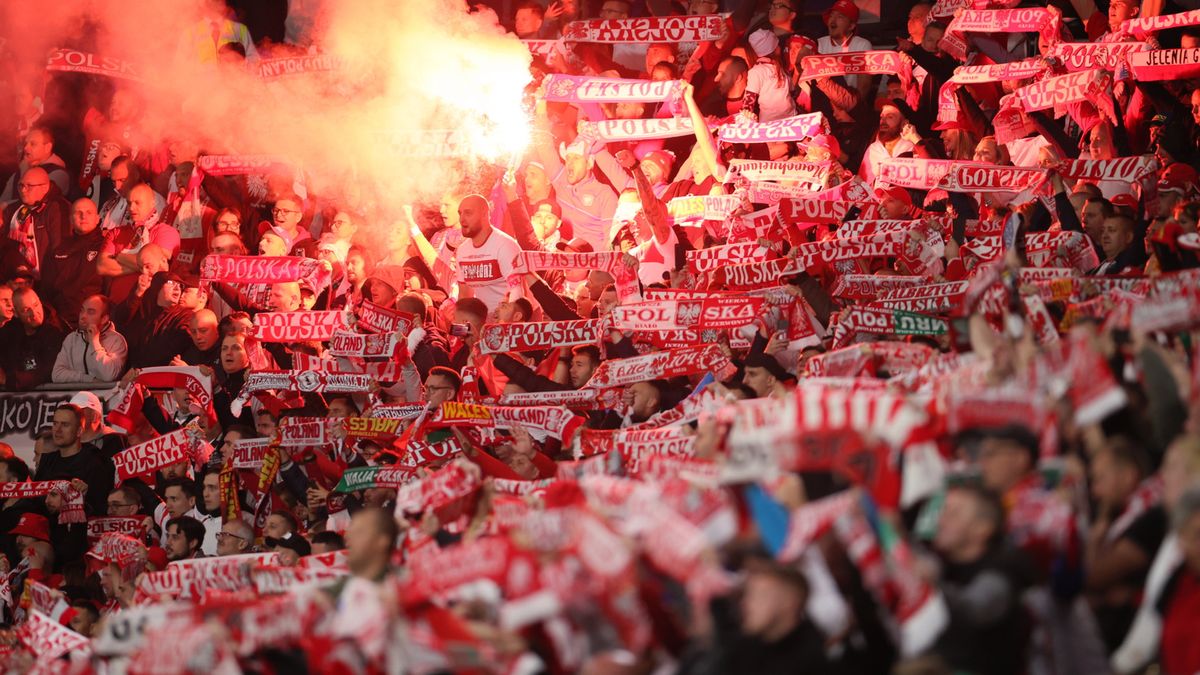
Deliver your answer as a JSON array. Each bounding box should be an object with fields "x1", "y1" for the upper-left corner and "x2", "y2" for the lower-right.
[
  {"x1": 876, "y1": 185, "x2": 913, "y2": 207},
  {"x1": 1111, "y1": 192, "x2": 1138, "y2": 209},
  {"x1": 1158, "y1": 162, "x2": 1198, "y2": 194},
  {"x1": 146, "y1": 546, "x2": 169, "y2": 570},
  {"x1": 10, "y1": 513, "x2": 50, "y2": 542},
  {"x1": 640, "y1": 150, "x2": 675, "y2": 181},
  {"x1": 824, "y1": 0, "x2": 860, "y2": 24},
  {"x1": 808, "y1": 133, "x2": 842, "y2": 158}
]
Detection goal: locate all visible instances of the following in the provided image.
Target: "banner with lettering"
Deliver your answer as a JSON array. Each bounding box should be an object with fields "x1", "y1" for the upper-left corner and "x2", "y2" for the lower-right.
[
  {"x1": 111, "y1": 426, "x2": 208, "y2": 484},
  {"x1": 797, "y1": 51, "x2": 914, "y2": 89},
  {"x1": 479, "y1": 319, "x2": 600, "y2": 354},
  {"x1": 199, "y1": 254, "x2": 330, "y2": 290},
  {"x1": 562, "y1": 15, "x2": 725, "y2": 42},
  {"x1": 1126, "y1": 48, "x2": 1200, "y2": 81},
  {"x1": 252, "y1": 311, "x2": 346, "y2": 342},
  {"x1": 578, "y1": 117, "x2": 696, "y2": 141},
  {"x1": 718, "y1": 112, "x2": 829, "y2": 144},
  {"x1": 46, "y1": 48, "x2": 140, "y2": 81},
  {"x1": 196, "y1": 155, "x2": 290, "y2": 176},
  {"x1": 257, "y1": 54, "x2": 343, "y2": 78},
  {"x1": 1048, "y1": 41, "x2": 1151, "y2": 71},
  {"x1": 584, "y1": 343, "x2": 731, "y2": 388},
  {"x1": 544, "y1": 74, "x2": 681, "y2": 102}
]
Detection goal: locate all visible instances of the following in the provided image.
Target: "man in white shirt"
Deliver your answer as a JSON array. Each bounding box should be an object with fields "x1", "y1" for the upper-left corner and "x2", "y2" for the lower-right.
[
  {"x1": 153, "y1": 477, "x2": 219, "y2": 555},
  {"x1": 859, "y1": 103, "x2": 916, "y2": 186},
  {"x1": 817, "y1": 0, "x2": 874, "y2": 96},
  {"x1": 454, "y1": 194, "x2": 525, "y2": 312}
]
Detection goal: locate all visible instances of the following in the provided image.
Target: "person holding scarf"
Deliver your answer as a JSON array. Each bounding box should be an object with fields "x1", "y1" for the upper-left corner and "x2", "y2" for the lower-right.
[{"x1": 1, "y1": 167, "x2": 70, "y2": 272}]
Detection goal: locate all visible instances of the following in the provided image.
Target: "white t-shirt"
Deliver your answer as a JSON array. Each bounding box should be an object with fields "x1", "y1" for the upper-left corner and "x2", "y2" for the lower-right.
[
  {"x1": 746, "y1": 59, "x2": 798, "y2": 123},
  {"x1": 816, "y1": 35, "x2": 874, "y2": 92},
  {"x1": 455, "y1": 228, "x2": 523, "y2": 311}
]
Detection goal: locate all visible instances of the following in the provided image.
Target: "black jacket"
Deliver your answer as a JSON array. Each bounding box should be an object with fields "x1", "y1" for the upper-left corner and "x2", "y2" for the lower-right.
[
  {"x1": 0, "y1": 311, "x2": 68, "y2": 391},
  {"x1": 114, "y1": 272, "x2": 194, "y2": 368},
  {"x1": 39, "y1": 227, "x2": 106, "y2": 326},
  {"x1": 0, "y1": 182, "x2": 71, "y2": 271}
]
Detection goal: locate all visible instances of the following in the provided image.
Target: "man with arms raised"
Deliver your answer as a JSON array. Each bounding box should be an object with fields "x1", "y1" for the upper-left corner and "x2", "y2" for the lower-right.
[{"x1": 454, "y1": 194, "x2": 524, "y2": 312}]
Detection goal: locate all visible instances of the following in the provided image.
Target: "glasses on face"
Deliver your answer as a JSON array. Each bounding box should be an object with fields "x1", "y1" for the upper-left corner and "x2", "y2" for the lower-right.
[
  {"x1": 18, "y1": 183, "x2": 47, "y2": 190},
  {"x1": 217, "y1": 531, "x2": 246, "y2": 541},
  {"x1": 163, "y1": 280, "x2": 181, "y2": 289},
  {"x1": 273, "y1": 208, "x2": 300, "y2": 216},
  {"x1": 107, "y1": 501, "x2": 134, "y2": 510},
  {"x1": 426, "y1": 385, "x2": 456, "y2": 393}
]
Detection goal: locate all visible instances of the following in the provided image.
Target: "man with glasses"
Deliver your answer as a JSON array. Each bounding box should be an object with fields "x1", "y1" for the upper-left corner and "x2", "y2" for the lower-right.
[
  {"x1": 2, "y1": 167, "x2": 71, "y2": 272},
  {"x1": 216, "y1": 519, "x2": 256, "y2": 556},
  {"x1": 258, "y1": 193, "x2": 310, "y2": 253}
]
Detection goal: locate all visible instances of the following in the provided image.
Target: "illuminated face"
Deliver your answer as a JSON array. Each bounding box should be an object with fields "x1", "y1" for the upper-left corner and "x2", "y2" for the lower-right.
[
  {"x1": 458, "y1": 197, "x2": 489, "y2": 239},
  {"x1": 15, "y1": 291, "x2": 45, "y2": 331},
  {"x1": 640, "y1": 158, "x2": 666, "y2": 185},
  {"x1": 72, "y1": 199, "x2": 100, "y2": 235},
  {"x1": 259, "y1": 232, "x2": 288, "y2": 257},
  {"x1": 768, "y1": 1, "x2": 795, "y2": 30},
  {"x1": 645, "y1": 45, "x2": 674, "y2": 73},
  {"x1": 973, "y1": 139, "x2": 1000, "y2": 164},
  {"x1": 268, "y1": 283, "x2": 301, "y2": 311},
  {"x1": 345, "y1": 253, "x2": 367, "y2": 285},
  {"x1": 569, "y1": 354, "x2": 596, "y2": 387},
  {"x1": 1191, "y1": 89, "x2": 1200, "y2": 126},
  {"x1": 0, "y1": 287, "x2": 13, "y2": 323},
  {"x1": 188, "y1": 315, "x2": 219, "y2": 350},
  {"x1": 827, "y1": 10, "x2": 854, "y2": 41},
  {"x1": 202, "y1": 473, "x2": 220, "y2": 512},
  {"x1": 22, "y1": 130, "x2": 52, "y2": 165},
  {"x1": 164, "y1": 486, "x2": 193, "y2": 519},
  {"x1": 524, "y1": 164, "x2": 550, "y2": 199},
  {"x1": 564, "y1": 152, "x2": 590, "y2": 185},
  {"x1": 18, "y1": 171, "x2": 50, "y2": 206},
  {"x1": 1108, "y1": 0, "x2": 1137, "y2": 28},
  {"x1": 110, "y1": 162, "x2": 131, "y2": 195},
  {"x1": 272, "y1": 199, "x2": 303, "y2": 231},
  {"x1": 600, "y1": 1, "x2": 630, "y2": 18},
  {"x1": 165, "y1": 524, "x2": 193, "y2": 560},
  {"x1": 515, "y1": 7, "x2": 542, "y2": 36},
  {"x1": 1099, "y1": 217, "x2": 1132, "y2": 259},
  {"x1": 210, "y1": 233, "x2": 243, "y2": 255},
  {"x1": 128, "y1": 186, "x2": 156, "y2": 223},
  {"x1": 908, "y1": 4, "x2": 929, "y2": 42},
  {"x1": 1089, "y1": 124, "x2": 1114, "y2": 160},
  {"x1": 330, "y1": 212, "x2": 357, "y2": 240},
  {"x1": 878, "y1": 106, "x2": 903, "y2": 137},
  {"x1": 531, "y1": 203, "x2": 561, "y2": 240},
  {"x1": 220, "y1": 335, "x2": 249, "y2": 373},
  {"x1": 440, "y1": 193, "x2": 462, "y2": 227},
  {"x1": 157, "y1": 279, "x2": 182, "y2": 307},
  {"x1": 78, "y1": 296, "x2": 107, "y2": 331},
  {"x1": 215, "y1": 211, "x2": 241, "y2": 234},
  {"x1": 423, "y1": 374, "x2": 458, "y2": 407}
]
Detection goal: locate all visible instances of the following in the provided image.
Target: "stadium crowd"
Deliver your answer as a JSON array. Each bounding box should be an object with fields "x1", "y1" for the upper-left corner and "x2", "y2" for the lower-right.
[{"x1": 1, "y1": 0, "x2": 1200, "y2": 672}]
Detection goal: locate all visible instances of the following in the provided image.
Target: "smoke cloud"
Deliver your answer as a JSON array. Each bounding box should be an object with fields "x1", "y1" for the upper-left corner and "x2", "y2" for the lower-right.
[{"x1": 0, "y1": 0, "x2": 533, "y2": 227}]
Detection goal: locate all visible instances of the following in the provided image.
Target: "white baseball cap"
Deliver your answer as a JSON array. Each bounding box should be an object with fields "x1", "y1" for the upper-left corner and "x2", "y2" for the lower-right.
[{"x1": 69, "y1": 391, "x2": 103, "y2": 417}]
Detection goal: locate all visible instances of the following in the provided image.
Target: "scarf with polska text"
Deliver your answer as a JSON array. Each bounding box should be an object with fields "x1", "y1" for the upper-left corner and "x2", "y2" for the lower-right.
[
  {"x1": 0, "y1": 481, "x2": 84, "y2": 524},
  {"x1": 1002, "y1": 69, "x2": 1115, "y2": 130},
  {"x1": 797, "y1": 51, "x2": 915, "y2": 92},
  {"x1": 610, "y1": 296, "x2": 765, "y2": 331},
  {"x1": 577, "y1": 117, "x2": 696, "y2": 142},
  {"x1": 230, "y1": 370, "x2": 374, "y2": 417},
  {"x1": 543, "y1": 74, "x2": 682, "y2": 103},
  {"x1": 111, "y1": 425, "x2": 211, "y2": 484},
  {"x1": 199, "y1": 254, "x2": 330, "y2": 291},
  {"x1": 686, "y1": 242, "x2": 774, "y2": 275},
  {"x1": 1118, "y1": 8, "x2": 1200, "y2": 39},
  {"x1": 478, "y1": 318, "x2": 600, "y2": 354},
  {"x1": 943, "y1": 8, "x2": 1063, "y2": 61},
  {"x1": 717, "y1": 111, "x2": 828, "y2": 144},
  {"x1": 562, "y1": 14, "x2": 725, "y2": 42},
  {"x1": 353, "y1": 301, "x2": 416, "y2": 334},
  {"x1": 253, "y1": 310, "x2": 347, "y2": 342}
]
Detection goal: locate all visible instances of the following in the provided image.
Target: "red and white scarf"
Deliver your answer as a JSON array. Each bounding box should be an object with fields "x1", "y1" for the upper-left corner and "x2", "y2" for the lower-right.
[
  {"x1": 544, "y1": 74, "x2": 682, "y2": 103},
  {"x1": 253, "y1": 310, "x2": 347, "y2": 342},
  {"x1": 230, "y1": 370, "x2": 373, "y2": 417},
  {"x1": 562, "y1": 15, "x2": 724, "y2": 42},
  {"x1": 196, "y1": 154, "x2": 288, "y2": 176},
  {"x1": 111, "y1": 425, "x2": 211, "y2": 484},
  {"x1": 610, "y1": 296, "x2": 764, "y2": 331},
  {"x1": 0, "y1": 481, "x2": 84, "y2": 524},
  {"x1": 479, "y1": 319, "x2": 600, "y2": 354},
  {"x1": 718, "y1": 112, "x2": 828, "y2": 144},
  {"x1": 585, "y1": 343, "x2": 732, "y2": 388},
  {"x1": 798, "y1": 51, "x2": 915, "y2": 91},
  {"x1": 199, "y1": 254, "x2": 330, "y2": 291},
  {"x1": 578, "y1": 117, "x2": 696, "y2": 142},
  {"x1": 1125, "y1": 48, "x2": 1200, "y2": 81},
  {"x1": 45, "y1": 48, "x2": 140, "y2": 80}
]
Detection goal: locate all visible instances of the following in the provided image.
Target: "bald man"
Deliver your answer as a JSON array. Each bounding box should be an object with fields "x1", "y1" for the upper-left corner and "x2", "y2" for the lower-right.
[
  {"x1": 97, "y1": 183, "x2": 180, "y2": 278},
  {"x1": 2, "y1": 166, "x2": 71, "y2": 271},
  {"x1": 40, "y1": 198, "x2": 106, "y2": 325},
  {"x1": 267, "y1": 282, "x2": 303, "y2": 313},
  {"x1": 171, "y1": 308, "x2": 221, "y2": 366},
  {"x1": 453, "y1": 194, "x2": 524, "y2": 312}
]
